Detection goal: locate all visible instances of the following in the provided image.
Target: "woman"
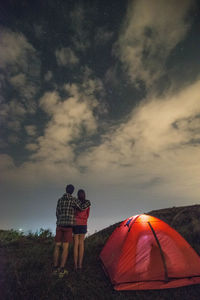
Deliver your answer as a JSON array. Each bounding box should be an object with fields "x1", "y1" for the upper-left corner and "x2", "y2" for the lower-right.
[{"x1": 73, "y1": 189, "x2": 90, "y2": 270}]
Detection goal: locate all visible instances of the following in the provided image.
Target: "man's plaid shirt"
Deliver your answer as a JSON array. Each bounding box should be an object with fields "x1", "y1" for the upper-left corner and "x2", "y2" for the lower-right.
[{"x1": 56, "y1": 193, "x2": 91, "y2": 226}]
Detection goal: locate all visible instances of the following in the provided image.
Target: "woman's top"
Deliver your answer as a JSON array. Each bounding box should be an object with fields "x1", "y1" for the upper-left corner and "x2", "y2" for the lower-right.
[{"x1": 75, "y1": 203, "x2": 90, "y2": 225}]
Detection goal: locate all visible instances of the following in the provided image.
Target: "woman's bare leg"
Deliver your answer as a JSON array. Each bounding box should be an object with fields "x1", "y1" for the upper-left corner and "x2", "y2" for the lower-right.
[
  {"x1": 73, "y1": 234, "x2": 79, "y2": 270},
  {"x1": 78, "y1": 234, "x2": 85, "y2": 269}
]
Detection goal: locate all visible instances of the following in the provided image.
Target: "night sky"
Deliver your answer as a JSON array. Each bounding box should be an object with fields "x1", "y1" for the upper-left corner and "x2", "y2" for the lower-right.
[{"x1": 1, "y1": 0, "x2": 200, "y2": 234}]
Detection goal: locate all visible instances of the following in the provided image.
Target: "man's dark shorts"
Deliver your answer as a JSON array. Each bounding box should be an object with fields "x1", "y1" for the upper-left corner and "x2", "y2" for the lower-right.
[
  {"x1": 55, "y1": 226, "x2": 73, "y2": 243},
  {"x1": 73, "y1": 225, "x2": 87, "y2": 234}
]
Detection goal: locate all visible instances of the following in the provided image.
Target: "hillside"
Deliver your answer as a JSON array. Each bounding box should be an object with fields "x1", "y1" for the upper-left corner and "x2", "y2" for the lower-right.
[{"x1": 1, "y1": 204, "x2": 200, "y2": 300}]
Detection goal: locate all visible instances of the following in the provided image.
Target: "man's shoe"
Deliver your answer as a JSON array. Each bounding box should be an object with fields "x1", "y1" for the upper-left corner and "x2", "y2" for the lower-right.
[
  {"x1": 52, "y1": 266, "x2": 60, "y2": 276},
  {"x1": 59, "y1": 267, "x2": 68, "y2": 278}
]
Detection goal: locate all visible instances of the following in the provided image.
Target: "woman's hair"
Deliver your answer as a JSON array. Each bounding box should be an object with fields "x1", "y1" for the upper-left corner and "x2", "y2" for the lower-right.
[{"x1": 77, "y1": 189, "x2": 86, "y2": 200}]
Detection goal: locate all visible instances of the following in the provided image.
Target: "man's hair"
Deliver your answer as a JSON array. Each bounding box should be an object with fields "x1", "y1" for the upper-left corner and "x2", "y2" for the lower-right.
[{"x1": 66, "y1": 184, "x2": 74, "y2": 194}]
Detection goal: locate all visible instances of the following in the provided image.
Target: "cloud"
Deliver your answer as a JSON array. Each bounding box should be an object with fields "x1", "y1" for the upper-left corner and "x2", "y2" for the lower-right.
[
  {"x1": 55, "y1": 47, "x2": 79, "y2": 66},
  {"x1": 7, "y1": 135, "x2": 20, "y2": 144},
  {"x1": 9, "y1": 100, "x2": 26, "y2": 117},
  {"x1": 115, "y1": 0, "x2": 195, "y2": 87},
  {"x1": 25, "y1": 125, "x2": 37, "y2": 136},
  {"x1": 77, "y1": 79, "x2": 200, "y2": 200},
  {"x1": 0, "y1": 27, "x2": 41, "y2": 146},
  {"x1": 105, "y1": 66, "x2": 120, "y2": 87},
  {"x1": 36, "y1": 84, "x2": 97, "y2": 160},
  {"x1": 0, "y1": 27, "x2": 40, "y2": 137},
  {"x1": 0, "y1": 99, "x2": 26, "y2": 132},
  {"x1": 2, "y1": 75, "x2": 200, "y2": 205},
  {"x1": 0, "y1": 154, "x2": 20, "y2": 185},
  {"x1": 21, "y1": 79, "x2": 100, "y2": 177},
  {"x1": 44, "y1": 71, "x2": 53, "y2": 81},
  {"x1": 0, "y1": 27, "x2": 36, "y2": 71},
  {"x1": 0, "y1": 66, "x2": 106, "y2": 185},
  {"x1": 0, "y1": 27, "x2": 40, "y2": 82},
  {"x1": 80, "y1": 67, "x2": 105, "y2": 98},
  {"x1": 70, "y1": 4, "x2": 90, "y2": 51},
  {"x1": 95, "y1": 28, "x2": 113, "y2": 45},
  {"x1": 7, "y1": 120, "x2": 22, "y2": 132},
  {"x1": 10, "y1": 73, "x2": 38, "y2": 100},
  {"x1": 25, "y1": 143, "x2": 39, "y2": 151},
  {"x1": 1, "y1": 155, "x2": 14, "y2": 170},
  {"x1": 1, "y1": 77, "x2": 200, "y2": 216}
]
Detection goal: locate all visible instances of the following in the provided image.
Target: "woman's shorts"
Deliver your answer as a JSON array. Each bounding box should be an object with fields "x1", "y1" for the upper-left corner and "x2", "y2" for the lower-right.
[
  {"x1": 55, "y1": 226, "x2": 73, "y2": 243},
  {"x1": 73, "y1": 225, "x2": 87, "y2": 234}
]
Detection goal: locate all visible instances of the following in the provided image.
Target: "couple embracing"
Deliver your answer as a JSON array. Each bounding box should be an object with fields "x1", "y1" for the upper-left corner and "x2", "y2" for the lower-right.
[{"x1": 53, "y1": 184, "x2": 91, "y2": 277}]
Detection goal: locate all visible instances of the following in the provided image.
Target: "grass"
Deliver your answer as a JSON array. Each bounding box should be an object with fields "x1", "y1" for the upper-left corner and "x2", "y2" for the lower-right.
[{"x1": 1, "y1": 204, "x2": 200, "y2": 299}]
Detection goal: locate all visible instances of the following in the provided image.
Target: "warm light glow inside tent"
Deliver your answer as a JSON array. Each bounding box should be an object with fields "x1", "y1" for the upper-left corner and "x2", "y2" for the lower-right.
[{"x1": 100, "y1": 214, "x2": 200, "y2": 290}]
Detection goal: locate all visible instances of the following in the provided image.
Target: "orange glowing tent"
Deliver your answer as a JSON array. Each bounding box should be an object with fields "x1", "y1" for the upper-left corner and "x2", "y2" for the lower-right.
[{"x1": 100, "y1": 214, "x2": 200, "y2": 290}]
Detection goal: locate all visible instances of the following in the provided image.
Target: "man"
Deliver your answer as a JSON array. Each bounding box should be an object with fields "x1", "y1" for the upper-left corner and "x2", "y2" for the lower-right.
[{"x1": 53, "y1": 184, "x2": 91, "y2": 277}]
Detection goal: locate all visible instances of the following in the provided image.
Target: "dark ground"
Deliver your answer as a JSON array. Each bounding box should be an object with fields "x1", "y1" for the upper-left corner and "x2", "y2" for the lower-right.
[{"x1": 0, "y1": 204, "x2": 200, "y2": 299}]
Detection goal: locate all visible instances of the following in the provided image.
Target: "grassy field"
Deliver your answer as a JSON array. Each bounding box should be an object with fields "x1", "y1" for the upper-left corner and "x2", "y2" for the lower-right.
[{"x1": 1, "y1": 204, "x2": 200, "y2": 300}]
